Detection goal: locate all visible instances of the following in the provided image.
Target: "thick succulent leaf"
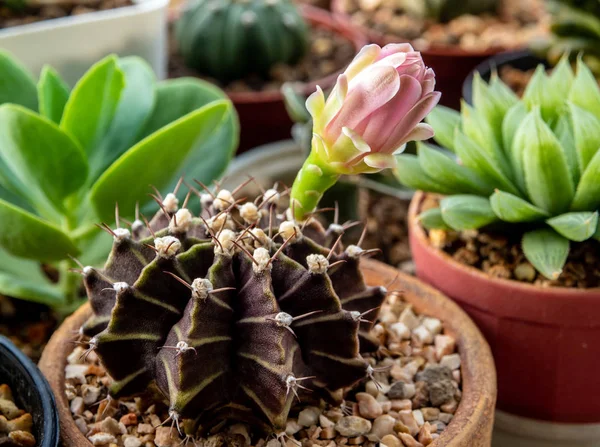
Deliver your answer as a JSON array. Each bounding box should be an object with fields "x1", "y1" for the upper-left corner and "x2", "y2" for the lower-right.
[
  {"x1": 453, "y1": 130, "x2": 521, "y2": 196},
  {"x1": 522, "y1": 228, "x2": 569, "y2": 280},
  {"x1": 394, "y1": 154, "x2": 456, "y2": 194},
  {"x1": 522, "y1": 65, "x2": 561, "y2": 123},
  {"x1": 425, "y1": 105, "x2": 460, "y2": 152},
  {"x1": 490, "y1": 190, "x2": 549, "y2": 223},
  {"x1": 572, "y1": 149, "x2": 600, "y2": 211},
  {"x1": 569, "y1": 57, "x2": 600, "y2": 116},
  {"x1": 0, "y1": 104, "x2": 88, "y2": 216},
  {"x1": 0, "y1": 198, "x2": 79, "y2": 261},
  {"x1": 417, "y1": 142, "x2": 492, "y2": 195},
  {"x1": 90, "y1": 100, "x2": 232, "y2": 222},
  {"x1": 60, "y1": 55, "x2": 125, "y2": 155},
  {"x1": 553, "y1": 112, "x2": 579, "y2": 184},
  {"x1": 472, "y1": 72, "x2": 518, "y2": 144},
  {"x1": 568, "y1": 102, "x2": 600, "y2": 173},
  {"x1": 440, "y1": 195, "x2": 498, "y2": 230},
  {"x1": 547, "y1": 211, "x2": 599, "y2": 242},
  {"x1": 88, "y1": 57, "x2": 156, "y2": 181},
  {"x1": 0, "y1": 50, "x2": 38, "y2": 111},
  {"x1": 502, "y1": 102, "x2": 527, "y2": 157},
  {"x1": 548, "y1": 55, "x2": 574, "y2": 100},
  {"x1": 418, "y1": 207, "x2": 451, "y2": 230},
  {"x1": 37, "y1": 66, "x2": 70, "y2": 124},
  {"x1": 522, "y1": 110, "x2": 574, "y2": 214},
  {"x1": 137, "y1": 78, "x2": 240, "y2": 210}
]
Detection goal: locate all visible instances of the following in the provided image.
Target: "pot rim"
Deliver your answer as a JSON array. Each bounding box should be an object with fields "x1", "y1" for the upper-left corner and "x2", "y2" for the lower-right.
[
  {"x1": 0, "y1": 0, "x2": 169, "y2": 37},
  {"x1": 408, "y1": 191, "x2": 600, "y2": 297},
  {"x1": 0, "y1": 335, "x2": 59, "y2": 447},
  {"x1": 39, "y1": 258, "x2": 496, "y2": 447}
]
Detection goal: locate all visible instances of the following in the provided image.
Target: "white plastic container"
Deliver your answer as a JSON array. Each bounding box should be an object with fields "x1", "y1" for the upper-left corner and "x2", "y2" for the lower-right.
[{"x1": 0, "y1": 0, "x2": 169, "y2": 85}]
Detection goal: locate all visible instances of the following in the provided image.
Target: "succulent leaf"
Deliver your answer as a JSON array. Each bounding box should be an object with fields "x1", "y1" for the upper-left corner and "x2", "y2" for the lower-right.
[
  {"x1": 473, "y1": 73, "x2": 518, "y2": 144},
  {"x1": 440, "y1": 195, "x2": 498, "y2": 230},
  {"x1": 426, "y1": 105, "x2": 460, "y2": 152},
  {"x1": 37, "y1": 66, "x2": 69, "y2": 124},
  {"x1": 501, "y1": 102, "x2": 528, "y2": 168},
  {"x1": 553, "y1": 112, "x2": 579, "y2": 184},
  {"x1": 569, "y1": 58, "x2": 600, "y2": 115},
  {"x1": 522, "y1": 228, "x2": 569, "y2": 280},
  {"x1": 568, "y1": 102, "x2": 600, "y2": 172},
  {"x1": 522, "y1": 65, "x2": 559, "y2": 123},
  {"x1": 490, "y1": 190, "x2": 549, "y2": 223},
  {"x1": 571, "y1": 149, "x2": 600, "y2": 211},
  {"x1": 0, "y1": 50, "x2": 38, "y2": 111},
  {"x1": 547, "y1": 211, "x2": 599, "y2": 241},
  {"x1": 418, "y1": 207, "x2": 450, "y2": 230},
  {"x1": 395, "y1": 154, "x2": 456, "y2": 194}
]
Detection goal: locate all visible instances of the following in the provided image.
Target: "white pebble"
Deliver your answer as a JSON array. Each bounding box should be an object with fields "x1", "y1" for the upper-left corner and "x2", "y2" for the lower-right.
[
  {"x1": 440, "y1": 354, "x2": 461, "y2": 370},
  {"x1": 413, "y1": 409, "x2": 425, "y2": 427},
  {"x1": 70, "y1": 397, "x2": 84, "y2": 416},
  {"x1": 89, "y1": 433, "x2": 117, "y2": 446},
  {"x1": 124, "y1": 436, "x2": 142, "y2": 447},
  {"x1": 298, "y1": 406, "x2": 321, "y2": 426},
  {"x1": 319, "y1": 414, "x2": 335, "y2": 428},
  {"x1": 423, "y1": 317, "x2": 442, "y2": 335},
  {"x1": 389, "y1": 322, "x2": 410, "y2": 340},
  {"x1": 399, "y1": 307, "x2": 419, "y2": 330},
  {"x1": 413, "y1": 325, "x2": 434, "y2": 344},
  {"x1": 370, "y1": 414, "x2": 396, "y2": 440},
  {"x1": 285, "y1": 419, "x2": 302, "y2": 435},
  {"x1": 434, "y1": 335, "x2": 456, "y2": 360}
]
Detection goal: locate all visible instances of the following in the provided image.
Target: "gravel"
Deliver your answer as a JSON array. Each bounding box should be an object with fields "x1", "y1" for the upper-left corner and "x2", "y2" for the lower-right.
[{"x1": 0, "y1": 384, "x2": 36, "y2": 447}]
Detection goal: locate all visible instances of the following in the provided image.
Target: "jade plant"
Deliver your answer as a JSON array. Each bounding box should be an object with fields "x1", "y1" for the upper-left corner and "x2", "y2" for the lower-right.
[
  {"x1": 79, "y1": 42, "x2": 439, "y2": 436},
  {"x1": 397, "y1": 58, "x2": 600, "y2": 280},
  {"x1": 176, "y1": 0, "x2": 309, "y2": 82},
  {"x1": 0, "y1": 51, "x2": 238, "y2": 308},
  {"x1": 399, "y1": 0, "x2": 499, "y2": 23}
]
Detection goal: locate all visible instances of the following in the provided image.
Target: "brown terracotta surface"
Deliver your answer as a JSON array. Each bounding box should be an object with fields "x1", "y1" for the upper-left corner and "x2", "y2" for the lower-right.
[
  {"x1": 408, "y1": 191, "x2": 600, "y2": 423},
  {"x1": 39, "y1": 258, "x2": 496, "y2": 446}
]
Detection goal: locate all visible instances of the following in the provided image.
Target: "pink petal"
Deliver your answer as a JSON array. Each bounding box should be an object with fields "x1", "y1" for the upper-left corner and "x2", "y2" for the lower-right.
[
  {"x1": 380, "y1": 91, "x2": 442, "y2": 154},
  {"x1": 421, "y1": 68, "x2": 435, "y2": 95},
  {"x1": 379, "y1": 43, "x2": 415, "y2": 58},
  {"x1": 320, "y1": 74, "x2": 348, "y2": 133},
  {"x1": 342, "y1": 127, "x2": 371, "y2": 153},
  {"x1": 363, "y1": 153, "x2": 397, "y2": 170},
  {"x1": 324, "y1": 65, "x2": 400, "y2": 141},
  {"x1": 343, "y1": 44, "x2": 381, "y2": 83},
  {"x1": 401, "y1": 123, "x2": 435, "y2": 146}
]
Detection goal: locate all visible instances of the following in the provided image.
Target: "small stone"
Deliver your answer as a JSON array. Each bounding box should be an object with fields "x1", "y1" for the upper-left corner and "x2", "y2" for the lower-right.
[
  {"x1": 229, "y1": 423, "x2": 251, "y2": 445},
  {"x1": 389, "y1": 322, "x2": 410, "y2": 340},
  {"x1": 515, "y1": 262, "x2": 536, "y2": 282},
  {"x1": 137, "y1": 423, "x2": 154, "y2": 435},
  {"x1": 418, "y1": 424, "x2": 434, "y2": 446},
  {"x1": 434, "y1": 335, "x2": 456, "y2": 360},
  {"x1": 298, "y1": 406, "x2": 321, "y2": 426},
  {"x1": 285, "y1": 419, "x2": 302, "y2": 435},
  {"x1": 399, "y1": 432, "x2": 425, "y2": 447},
  {"x1": 89, "y1": 432, "x2": 117, "y2": 446},
  {"x1": 81, "y1": 385, "x2": 101, "y2": 405},
  {"x1": 370, "y1": 415, "x2": 396, "y2": 439},
  {"x1": 70, "y1": 396, "x2": 84, "y2": 416},
  {"x1": 120, "y1": 413, "x2": 138, "y2": 426},
  {"x1": 440, "y1": 354, "x2": 461, "y2": 370},
  {"x1": 381, "y1": 434, "x2": 402, "y2": 447},
  {"x1": 397, "y1": 410, "x2": 419, "y2": 436},
  {"x1": 365, "y1": 381, "x2": 379, "y2": 397},
  {"x1": 319, "y1": 426, "x2": 336, "y2": 439},
  {"x1": 155, "y1": 426, "x2": 180, "y2": 447},
  {"x1": 429, "y1": 381, "x2": 455, "y2": 407},
  {"x1": 440, "y1": 399, "x2": 458, "y2": 414},
  {"x1": 100, "y1": 417, "x2": 124, "y2": 435},
  {"x1": 123, "y1": 436, "x2": 142, "y2": 447},
  {"x1": 422, "y1": 318, "x2": 442, "y2": 336},
  {"x1": 8, "y1": 431, "x2": 36, "y2": 447},
  {"x1": 413, "y1": 325, "x2": 434, "y2": 344},
  {"x1": 319, "y1": 414, "x2": 335, "y2": 428},
  {"x1": 74, "y1": 417, "x2": 88, "y2": 434},
  {"x1": 324, "y1": 409, "x2": 343, "y2": 422},
  {"x1": 65, "y1": 364, "x2": 89, "y2": 384},
  {"x1": 438, "y1": 412, "x2": 453, "y2": 424},
  {"x1": 266, "y1": 440, "x2": 281, "y2": 447},
  {"x1": 416, "y1": 366, "x2": 452, "y2": 384},
  {"x1": 412, "y1": 410, "x2": 424, "y2": 427},
  {"x1": 412, "y1": 382, "x2": 429, "y2": 409},
  {"x1": 356, "y1": 392, "x2": 383, "y2": 419},
  {"x1": 335, "y1": 416, "x2": 372, "y2": 437},
  {"x1": 453, "y1": 370, "x2": 461, "y2": 383},
  {"x1": 420, "y1": 408, "x2": 440, "y2": 421},
  {"x1": 391, "y1": 399, "x2": 412, "y2": 411},
  {"x1": 399, "y1": 307, "x2": 419, "y2": 330},
  {"x1": 387, "y1": 382, "x2": 415, "y2": 400},
  {"x1": 348, "y1": 435, "x2": 366, "y2": 444}
]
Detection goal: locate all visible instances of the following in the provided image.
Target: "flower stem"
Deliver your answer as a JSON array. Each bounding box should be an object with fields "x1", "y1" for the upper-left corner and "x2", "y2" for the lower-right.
[{"x1": 290, "y1": 151, "x2": 339, "y2": 221}]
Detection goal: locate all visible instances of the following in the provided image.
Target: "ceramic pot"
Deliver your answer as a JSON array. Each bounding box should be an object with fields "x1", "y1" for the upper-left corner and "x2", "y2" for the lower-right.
[
  {"x1": 408, "y1": 191, "x2": 600, "y2": 424},
  {"x1": 39, "y1": 258, "x2": 496, "y2": 446}
]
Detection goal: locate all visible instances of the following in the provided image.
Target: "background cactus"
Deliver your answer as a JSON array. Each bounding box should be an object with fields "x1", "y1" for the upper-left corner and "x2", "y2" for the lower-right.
[
  {"x1": 399, "y1": 0, "x2": 500, "y2": 23},
  {"x1": 396, "y1": 58, "x2": 600, "y2": 280},
  {"x1": 175, "y1": 0, "x2": 309, "y2": 82},
  {"x1": 80, "y1": 183, "x2": 386, "y2": 433}
]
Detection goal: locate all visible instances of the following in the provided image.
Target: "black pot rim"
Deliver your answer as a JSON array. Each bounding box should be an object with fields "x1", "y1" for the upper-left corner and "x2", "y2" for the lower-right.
[
  {"x1": 0, "y1": 335, "x2": 59, "y2": 447},
  {"x1": 462, "y1": 49, "x2": 549, "y2": 104}
]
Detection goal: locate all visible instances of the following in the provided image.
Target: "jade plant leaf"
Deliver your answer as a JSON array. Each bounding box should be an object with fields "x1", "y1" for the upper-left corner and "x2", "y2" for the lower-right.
[
  {"x1": 568, "y1": 102, "x2": 600, "y2": 172},
  {"x1": 0, "y1": 104, "x2": 88, "y2": 217},
  {"x1": 0, "y1": 50, "x2": 38, "y2": 111},
  {"x1": 418, "y1": 207, "x2": 451, "y2": 230},
  {"x1": 522, "y1": 228, "x2": 569, "y2": 280},
  {"x1": 425, "y1": 105, "x2": 460, "y2": 152},
  {"x1": 571, "y1": 150, "x2": 600, "y2": 211},
  {"x1": 440, "y1": 195, "x2": 498, "y2": 230},
  {"x1": 60, "y1": 55, "x2": 125, "y2": 155},
  {"x1": 395, "y1": 154, "x2": 456, "y2": 194},
  {"x1": 547, "y1": 211, "x2": 599, "y2": 241},
  {"x1": 90, "y1": 100, "x2": 232, "y2": 222},
  {"x1": 0, "y1": 198, "x2": 79, "y2": 261},
  {"x1": 37, "y1": 66, "x2": 70, "y2": 124},
  {"x1": 490, "y1": 190, "x2": 549, "y2": 222}
]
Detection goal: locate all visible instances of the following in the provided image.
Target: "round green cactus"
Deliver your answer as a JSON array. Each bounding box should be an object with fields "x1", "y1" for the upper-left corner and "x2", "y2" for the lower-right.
[{"x1": 175, "y1": 0, "x2": 309, "y2": 82}]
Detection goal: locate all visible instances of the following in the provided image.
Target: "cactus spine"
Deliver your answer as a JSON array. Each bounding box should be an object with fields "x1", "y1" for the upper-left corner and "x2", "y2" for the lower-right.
[
  {"x1": 80, "y1": 184, "x2": 386, "y2": 434},
  {"x1": 176, "y1": 0, "x2": 309, "y2": 82}
]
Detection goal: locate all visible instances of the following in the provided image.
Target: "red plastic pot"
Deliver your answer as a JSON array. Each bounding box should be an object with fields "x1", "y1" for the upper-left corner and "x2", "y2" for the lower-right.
[
  {"x1": 408, "y1": 191, "x2": 600, "y2": 424},
  {"x1": 330, "y1": 0, "x2": 504, "y2": 109}
]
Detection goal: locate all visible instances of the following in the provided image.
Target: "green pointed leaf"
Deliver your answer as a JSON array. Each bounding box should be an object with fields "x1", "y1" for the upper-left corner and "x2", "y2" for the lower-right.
[
  {"x1": 473, "y1": 72, "x2": 517, "y2": 144},
  {"x1": 282, "y1": 82, "x2": 311, "y2": 123},
  {"x1": 425, "y1": 105, "x2": 460, "y2": 152},
  {"x1": 0, "y1": 198, "x2": 78, "y2": 261},
  {"x1": 553, "y1": 112, "x2": 579, "y2": 184},
  {"x1": 454, "y1": 130, "x2": 521, "y2": 196},
  {"x1": 440, "y1": 195, "x2": 498, "y2": 230},
  {"x1": 547, "y1": 211, "x2": 598, "y2": 242},
  {"x1": 572, "y1": 149, "x2": 600, "y2": 211},
  {"x1": 522, "y1": 228, "x2": 569, "y2": 280},
  {"x1": 90, "y1": 100, "x2": 232, "y2": 222},
  {"x1": 394, "y1": 154, "x2": 455, "y2": 194},
  {"x1": 490, "y1": 190, "x2": 549, "y2": 223},
  {"x1": 549, "y1": 55, "x2": 575, "y2": 97},
  {"x1": 522, "y1": 64, "x2": 561, "y2": 123},
  {"x1": 502, "y1": 101, "x2": 528, "y2": 155},
  {"x1": 37, "y1": 66, "x2": 70, "y2": 124},
  {"x1": 0, "y1": 104, "x2": 88, "y2": 216},
  {"x1": 569, "y1": 57, "x2": 600, "y2": 116},
  {"x1": 522, "y1": 110, "x2": 574, "y2": 214},
  {"x1": 0, "y1": 50, "x2": 37, "y2": 111},
  {"x1": 568, "y1": 102, "x2": 600, "y2": 172},
  {"x1": 417, "y1": 142, "x2": 492, "y2": 195},
  {"x1": 0, "y1": 272, "x2": 63, "y2": 306},
  {"x1": 418, "y1": 207, "x2": 451, "y2": 230},
  {"x1": 89, "y1": 57, "x2": 156, "y2": 181},
  {"x1": 60, "y1": 55, "x2": 125, "y2": 154}
]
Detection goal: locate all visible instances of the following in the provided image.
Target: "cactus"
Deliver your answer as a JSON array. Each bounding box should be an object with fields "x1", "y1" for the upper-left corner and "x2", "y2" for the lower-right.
[
  {"x1": 175, "y1": 0, "x2": 309, "y2": 82},
  {"x1": 396, "y1": 58, "x2": 600, "y2": 281},
  {"x1": 399, "y1": 0, "x2": 499, "y2": 23},
  {"x1": 79, "y1": 183, "x2": 386, "y2": 433}
]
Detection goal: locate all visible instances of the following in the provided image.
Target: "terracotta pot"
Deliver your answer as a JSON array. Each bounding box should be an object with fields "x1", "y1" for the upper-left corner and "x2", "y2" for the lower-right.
[
  {"x1": 330, "y1": 0, "x2": 505, "y2": 110},
  {"x1": 39, "y1": 258, "x2": 496, "y2": 447},
  {"x1": 408, "y1": 191, "x2": 600, "y2": 424}
]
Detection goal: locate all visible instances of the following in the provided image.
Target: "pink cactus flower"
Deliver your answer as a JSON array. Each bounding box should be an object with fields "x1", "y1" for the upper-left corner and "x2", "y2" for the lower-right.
[{"x1": 306, "y1": 43, "x2": 441, "y2": 174}]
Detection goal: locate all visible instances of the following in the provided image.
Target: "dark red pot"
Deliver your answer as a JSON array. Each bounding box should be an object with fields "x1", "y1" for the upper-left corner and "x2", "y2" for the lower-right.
[
  {"x1": 229, "y1": 5, "x2": 367, "y2": 152},
  {"x1": 408, "y1": 191, "x2": 600, "y2": 424},
  {"x1": 330, "y1": 0, "x2": 505, "y2": 110}
]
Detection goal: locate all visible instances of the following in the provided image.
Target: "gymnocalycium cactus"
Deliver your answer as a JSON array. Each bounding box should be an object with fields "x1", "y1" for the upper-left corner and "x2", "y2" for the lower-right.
[
  {"x1": 397, "y1": 58, "x2": 600, "y2": 280},
  {"x1": 80, "y1": 183, "x2": 387, "y2": 433},
  {"x1": 399, "y1": 0, "x2": 499, "y2": 23},
  {"x1": 175, "y1": 0, "x2": 309, "y2": 82}
]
